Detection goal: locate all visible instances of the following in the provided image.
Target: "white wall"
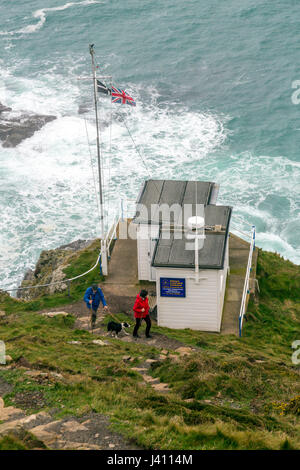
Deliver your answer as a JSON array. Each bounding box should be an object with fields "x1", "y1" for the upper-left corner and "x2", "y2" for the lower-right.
[
  {"x1": 137, "y1": 224, "x2": 159, "y2": 281},
  {"x1": 216, "y1": 239, "x2": 229, "y2": 330},
  {"x1": 156, "y1": 267, "x2": 220, "y2": 332}
]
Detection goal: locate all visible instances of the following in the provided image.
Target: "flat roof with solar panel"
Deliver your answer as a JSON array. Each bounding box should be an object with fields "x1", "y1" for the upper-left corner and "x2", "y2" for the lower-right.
[
  {"x1": 133, "y1": 179, "x2": 232, "y2": 270},
  {"x1": 152, "y1": 205, "x2": 232, "y2": 269},
  {"x1": 133, "y1": 179, "x2": 219, "y2": 225}
]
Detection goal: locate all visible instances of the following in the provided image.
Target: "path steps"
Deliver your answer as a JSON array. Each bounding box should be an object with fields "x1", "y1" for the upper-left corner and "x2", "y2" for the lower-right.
[
  {"x1": 129, "y1": 347, "x2": 195, "y2": 394},
  {"x1": 0, "y1": 395, "x2": 139, "y2": 450},
  {"x1": 104, "y1": 220, "x2": 138, "y2": 297},
  {"x1": 0, "y1": 322, "x2": 195, "y2": 450}
]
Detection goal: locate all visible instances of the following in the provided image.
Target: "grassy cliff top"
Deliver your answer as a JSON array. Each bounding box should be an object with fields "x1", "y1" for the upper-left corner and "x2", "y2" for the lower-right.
[{"x1": 0, "y1": 244, "x2": 299, "y2": 450}]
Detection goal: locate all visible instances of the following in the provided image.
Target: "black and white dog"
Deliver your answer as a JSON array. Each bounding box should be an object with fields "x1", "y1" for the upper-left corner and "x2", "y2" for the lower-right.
[{"x1": 107, "y1": 321, "x2": 130, "y2": 337}]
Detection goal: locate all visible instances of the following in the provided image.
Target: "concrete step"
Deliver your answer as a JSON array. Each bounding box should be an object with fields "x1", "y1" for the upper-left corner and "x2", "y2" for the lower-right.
[
  {"x1": 229, "y1": 233, "x2": 250, "y2": 250},
  {"x1": 227, "y1": 274, "x2": 245, "y2": 288},
  {"x1": 221, "y1": 301, "x2": 241, "y2": 335}
]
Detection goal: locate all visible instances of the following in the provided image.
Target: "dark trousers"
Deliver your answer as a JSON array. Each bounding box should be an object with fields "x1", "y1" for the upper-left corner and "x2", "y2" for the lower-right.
[
  {"x1": 90, "y1": 308, "x2": 98, "y2": 325},
  {"x1": 133, "y1": 315, "x2": 151, "y2": 337}
]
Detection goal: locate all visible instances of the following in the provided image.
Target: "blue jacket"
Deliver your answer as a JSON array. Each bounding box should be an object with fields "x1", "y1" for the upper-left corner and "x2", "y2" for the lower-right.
[{"x1": 84, "y1": 287, "x2": 107, "y2": 310}]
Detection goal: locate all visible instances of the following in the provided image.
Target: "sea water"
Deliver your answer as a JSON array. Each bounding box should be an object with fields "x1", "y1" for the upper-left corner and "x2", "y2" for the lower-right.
[{"x1": 0, "y1": 0, "x2": 299, "y2": 290}]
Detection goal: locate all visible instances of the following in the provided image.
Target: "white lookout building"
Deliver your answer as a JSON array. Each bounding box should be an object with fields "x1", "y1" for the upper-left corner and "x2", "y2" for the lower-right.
[{"x1": 132, "y1": 180, "x2": 232, "y2": 333}]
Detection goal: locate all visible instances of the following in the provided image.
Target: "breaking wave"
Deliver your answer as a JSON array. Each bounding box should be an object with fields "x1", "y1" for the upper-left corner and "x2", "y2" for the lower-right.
[
  {"x1": 0, "y1": 64, "x2": 229, "y2": 290},
  {"x1": 0, "y1": 60, "x2": 299, "y2": 292},
  {"x1": 0, "y1": 1, "x2": 103, "y2": 36}
]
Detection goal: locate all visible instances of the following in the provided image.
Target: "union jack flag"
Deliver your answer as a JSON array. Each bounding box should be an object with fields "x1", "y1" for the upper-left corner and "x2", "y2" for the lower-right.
[{"x1": 111, "y1": 86, "x2": 136, "y2": 106}]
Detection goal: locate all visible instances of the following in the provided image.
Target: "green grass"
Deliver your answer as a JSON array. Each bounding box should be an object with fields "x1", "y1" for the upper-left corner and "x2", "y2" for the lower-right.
[
  {"x1": 0, "y1": 248, "x2": 299, "y2": 449},
  {"x1": 0, "y1": 435, "x2": 29, "y2": 450},
  {"x1": 0, "y1": 430, "x2": 47, "y2": 450}
]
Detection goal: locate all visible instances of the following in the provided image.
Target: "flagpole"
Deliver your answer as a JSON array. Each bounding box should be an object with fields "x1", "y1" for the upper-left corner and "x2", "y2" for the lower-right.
[
  {"x1": 89, "y1": 44, "x2": 105, "y2": 239},
  {"x1": 89, "y1": 44, "x2": 108, "y2": 275}
]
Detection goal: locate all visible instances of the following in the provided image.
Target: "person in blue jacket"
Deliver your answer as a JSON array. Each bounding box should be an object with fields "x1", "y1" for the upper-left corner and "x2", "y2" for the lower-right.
[{"x1": 84, "y1": 283, "x2": 108, "y2": 329}]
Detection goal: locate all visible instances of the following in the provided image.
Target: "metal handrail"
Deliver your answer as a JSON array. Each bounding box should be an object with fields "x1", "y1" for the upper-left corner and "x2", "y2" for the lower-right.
[
  {"x1": 105, "y1": 200, "x2": 136, "y2": 256},
  {"x1": 105, "y1": 215, "x2": 120, "y2": 258},
  {"x1": 120, "y1": 198, "x2": 136, "y2": 221},
  {"x1": 239, "y1": 225, "x2": 256, "y2": 337},
  {"x1": 230, "y1": 223, "x2": 252, "y2": 240},
  {"x1": 231, "y1": 214, "x2": 254, "y2": 228}
]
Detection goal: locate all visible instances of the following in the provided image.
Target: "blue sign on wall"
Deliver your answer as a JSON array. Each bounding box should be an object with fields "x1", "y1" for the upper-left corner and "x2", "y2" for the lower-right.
[{"x1": 160, "y1": 278, "x2": 186, "y2": 298}]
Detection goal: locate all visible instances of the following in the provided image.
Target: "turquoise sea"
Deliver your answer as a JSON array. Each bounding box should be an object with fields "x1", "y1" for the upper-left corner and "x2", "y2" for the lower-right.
[{"x1": 0, "y1": 0, "x2": 299, "y2": 290}]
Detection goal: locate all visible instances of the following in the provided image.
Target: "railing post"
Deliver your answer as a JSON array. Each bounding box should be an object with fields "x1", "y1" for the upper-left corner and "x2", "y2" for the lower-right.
[
  {"x1": 101, "y1": 240, "x2": 108, "y2": 276},
  {"x1": 238, "y1": 224, "x2": 256, "y2": 338},
  {"x1": 252, "y1": 225, "x2": 256, "y2": 250},
  {"x1": 99, "y1": 254, "x2": 103, "y2": 276},
  {"x1": 114, "y1": 217, "x2": 118, "y2": 240},
  {"x1": 121, "y1": 198, "x2": 124, "y2": 222}
]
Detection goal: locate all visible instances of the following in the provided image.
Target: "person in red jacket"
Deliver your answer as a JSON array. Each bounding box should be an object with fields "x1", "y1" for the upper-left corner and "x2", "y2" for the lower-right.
[{"x1": 133, "y1": 289, "x2": 152, "y2": 339}]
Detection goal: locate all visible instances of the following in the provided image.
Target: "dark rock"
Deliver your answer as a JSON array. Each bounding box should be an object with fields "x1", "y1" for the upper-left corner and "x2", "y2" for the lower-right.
[
  {"x1": 33, "y1": 249, "x2": 64, "y2": 278},
  {"x1": 0, "y1": 102, "x2": 12, "y2": 114},
  {"x1": 78, "y1": 104, "x2": 90, "y2": 114},
  {"x1": 17, "y1": 239, "x2": 96, "y2": 300},
  {"x1": 23, "y1": 269, "x2": 35, "y2": 282},
  {"x1": 16, "y1": 269, "x2": 36, "y2": 298},
  {"x1": 58, "y1": 239, "x2": 93, "y2": 251},
  {"x1": 0, "y1": 102, "x2": 56, "y2": 147}
]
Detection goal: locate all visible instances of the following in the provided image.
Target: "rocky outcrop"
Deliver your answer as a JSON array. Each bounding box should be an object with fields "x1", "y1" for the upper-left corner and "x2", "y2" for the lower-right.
[
  {"x1": 0, "y1": 101, "x2": 56, "y2": 147},
  {"x1": 0, "y1": 103, "x2": 12, "y2": 113},
  {"x1": 58, "y1": 239, "x2": 93, "y2": 252},
  {"x1": 78, "y1": 104, "x2": 89, "y2": 115},
  {"x1": 17, "y1": 239, "x2": 94, "y2": 300}
]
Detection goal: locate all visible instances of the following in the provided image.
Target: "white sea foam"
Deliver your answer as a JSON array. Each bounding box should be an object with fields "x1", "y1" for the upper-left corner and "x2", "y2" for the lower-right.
[
  {"x1": 255, "y1": 232, "x2": 300, "y2": 264},
  {"x1": 0, "y1": 70, "x2": 229, "y2": 290},
  {"x1": 0, "y1": 65, "x2": 299, "y2": 291},
  {"x1": 0, "y1": 1, "x2": 103, "y2": 36}
]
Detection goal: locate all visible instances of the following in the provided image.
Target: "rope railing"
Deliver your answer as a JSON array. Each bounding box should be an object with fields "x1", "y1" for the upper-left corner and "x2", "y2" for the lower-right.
[
  {"x1": 105, "y1": 215, "x2": 119, "y2": 258},
  {"x1": 1, "y1": 199, "x2": 134, "y2": 296},
  {"x1": 239, "y1": 225, "x2": 256, "y2": 337},
  {"x1": 1, "y1": 253, "x2": 101, "y2": 294},
  {"x1": 1, "y1": 204, "x2": 256, "y2": 307}
]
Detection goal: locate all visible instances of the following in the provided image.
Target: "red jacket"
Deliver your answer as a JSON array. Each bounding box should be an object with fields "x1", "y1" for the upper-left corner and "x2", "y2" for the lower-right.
[{"x1": 133, "y1": 295, "x2": 149, "y2": 319}]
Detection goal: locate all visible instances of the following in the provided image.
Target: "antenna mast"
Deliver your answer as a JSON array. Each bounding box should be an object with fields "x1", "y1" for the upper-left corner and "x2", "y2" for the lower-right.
[
  {"x1": 89, "y1": 44, "x2": 105, "y2": 238},
  {"x1": 89, "y1": 44, "x2": 108, "y2": 275}
]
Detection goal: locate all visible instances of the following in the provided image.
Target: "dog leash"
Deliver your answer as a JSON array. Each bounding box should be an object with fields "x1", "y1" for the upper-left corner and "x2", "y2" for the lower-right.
[{"x1": 105, "y1": 307, "x2": 124, "y2": 324}]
